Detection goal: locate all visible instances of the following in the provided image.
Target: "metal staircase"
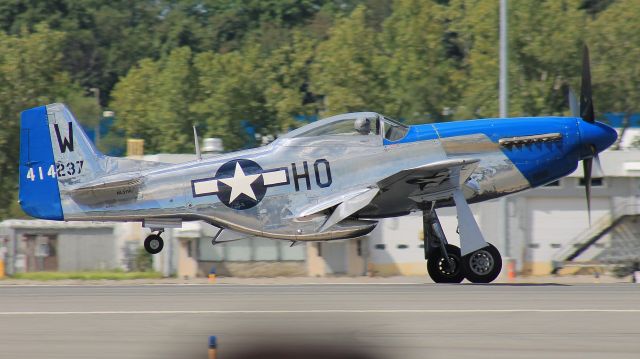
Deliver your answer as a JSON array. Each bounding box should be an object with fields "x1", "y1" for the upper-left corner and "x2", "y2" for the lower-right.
[{"x1": 551, "y1": 203, "x2": 640, "y2": 274}]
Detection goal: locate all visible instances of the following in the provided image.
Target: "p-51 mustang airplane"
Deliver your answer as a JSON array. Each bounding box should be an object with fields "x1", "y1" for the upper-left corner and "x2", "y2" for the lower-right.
[{"x1": 18, "y1": 47, "x2": 616, "y2": 283}]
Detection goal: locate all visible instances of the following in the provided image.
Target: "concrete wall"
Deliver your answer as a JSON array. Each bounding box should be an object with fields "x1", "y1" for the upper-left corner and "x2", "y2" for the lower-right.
[{"x1": 56, "y1": 228, "x2": 117, "y2": 271}]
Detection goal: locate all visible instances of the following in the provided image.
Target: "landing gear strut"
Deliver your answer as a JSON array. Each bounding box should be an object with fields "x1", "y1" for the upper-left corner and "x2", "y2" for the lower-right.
[
  {"x1": 421, "y1": 202, "x2": 502, "y2": 283},
  {"x1": 422, "y1": 204, "x2": 464, "y2": 283},
  {"x1": 144, "y1": 230, "x2": 164, "y2": 254}
]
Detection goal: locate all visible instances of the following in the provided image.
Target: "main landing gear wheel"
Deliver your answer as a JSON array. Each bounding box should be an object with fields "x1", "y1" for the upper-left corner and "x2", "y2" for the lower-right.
[
  {"x1": 462, "y1": 243, "x2": 502, "y2": 283},
  {"x1": 427, "y1": 244, "x2": 465, "y2": 283},
  {"x1": 144, "y1": 234, "x2": 164, "y2": 254}
]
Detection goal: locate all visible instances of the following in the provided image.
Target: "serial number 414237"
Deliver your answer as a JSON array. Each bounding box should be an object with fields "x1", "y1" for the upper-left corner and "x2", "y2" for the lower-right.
[{"x1": 25, "y1": 161, "x2": 84, "y2": 181}]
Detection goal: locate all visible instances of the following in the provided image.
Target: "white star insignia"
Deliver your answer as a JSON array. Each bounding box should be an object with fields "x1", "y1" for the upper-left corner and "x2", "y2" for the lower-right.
[{"x1": 218, "y1": 162, "x2": 260, "y2": 202}]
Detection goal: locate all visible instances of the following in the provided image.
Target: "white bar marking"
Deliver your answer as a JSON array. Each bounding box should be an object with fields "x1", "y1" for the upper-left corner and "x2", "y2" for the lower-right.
[
  {"x1": 194, "y1": 179, "x2": 218, "y2": 195},
  {"x1": 262, "y1": 170, "x2": 287, "y2": 186}
]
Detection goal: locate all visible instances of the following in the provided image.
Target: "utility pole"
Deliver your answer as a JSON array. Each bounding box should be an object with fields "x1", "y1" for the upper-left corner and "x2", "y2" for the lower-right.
[
  {"x1": 499, "y1": 0, "x2": 510, "y2": 258},
  {"x1": 90, "y1": 88, "x2": 101, "y2": 148},
  {"x1": 499, "y1": 0, "x2": 508, "y2": 119}
]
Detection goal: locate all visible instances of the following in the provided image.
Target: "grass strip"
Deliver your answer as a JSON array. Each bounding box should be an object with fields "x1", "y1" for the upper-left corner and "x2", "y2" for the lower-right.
[{"x1": 9, "y1": 271, "x2": 163, "y2": 281}]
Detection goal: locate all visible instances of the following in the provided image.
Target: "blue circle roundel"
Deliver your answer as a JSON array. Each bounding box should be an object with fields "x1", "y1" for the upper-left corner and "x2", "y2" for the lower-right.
[{"x1": 214, "y1": 159, "x2": 266, "y2": 210}]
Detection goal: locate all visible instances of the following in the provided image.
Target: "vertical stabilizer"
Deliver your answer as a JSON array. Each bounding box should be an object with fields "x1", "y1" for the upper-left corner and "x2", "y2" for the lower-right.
[
  {"x1": 19, "y1": 103, "x2": 168, "y2": 220},
  {"x1": 19, "y1": 103, "x2": 104, "y2": 220}
]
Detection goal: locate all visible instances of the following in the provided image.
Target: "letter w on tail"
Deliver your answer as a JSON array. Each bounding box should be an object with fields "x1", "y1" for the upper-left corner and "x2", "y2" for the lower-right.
[{"x1": 54, "y1": 122, "x2": 74, "y2": 153}]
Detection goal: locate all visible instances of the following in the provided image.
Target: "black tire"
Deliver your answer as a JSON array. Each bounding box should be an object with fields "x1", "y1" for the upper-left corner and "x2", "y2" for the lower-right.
[
  {"x1": 462, "y1": 243, "x2": 502, "y2": 283},
  {"x1": 144, "y1": 234, "x2": 164, "y2": 254},
  {"x1": 427, "y1": 244, "x2": 465, "y2": 283}
]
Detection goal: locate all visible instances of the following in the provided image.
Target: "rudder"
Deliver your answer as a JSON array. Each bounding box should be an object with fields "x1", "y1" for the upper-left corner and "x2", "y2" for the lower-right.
[{"x1": 19, "y1": 106, "x2": 64, "y2": 220}]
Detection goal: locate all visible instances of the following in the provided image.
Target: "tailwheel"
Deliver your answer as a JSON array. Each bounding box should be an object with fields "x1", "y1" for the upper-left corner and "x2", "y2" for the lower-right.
[
  {"x1": 462, "y1": 243, "x2": 502, "y2": 283},
  {"x1": 427, "y1": 244, "x2": 465, "y2": 283},
  {"x1": 144, "y1": 234, "x2": 164, "y2": 254}
]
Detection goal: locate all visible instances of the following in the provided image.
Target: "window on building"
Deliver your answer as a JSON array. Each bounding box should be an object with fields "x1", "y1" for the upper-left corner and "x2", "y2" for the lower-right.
[
  {"x1": 198, "y1": 238, "x2": 225, "y2": 261},
  {"x1": 225, "y1": 239, "x2": 252, "y2": 261},
  {"x1": 44, "y1": 235, "x2": 57, "y2": 257},
  {"x1": 397, "y1": 244, "x2": 408, "y2": 249},
  {"x1": 374, "y1": 244, "x2": 386, "y2": 250},
  {"x1": 578, "y1": 178, "x2": 604, "y2": 187},
  {"x1": 356, "y1": 239, "x2": 363, "y2": 257},
  {"x1": 253, "y1": 238, "x2": 279, "y2": 261},
  {"x1": 550, "y1": 243, "x2": 562, "y2": 249},
  {"x1": 528, "y1": 243, "x2": 540, "y2": 249}
]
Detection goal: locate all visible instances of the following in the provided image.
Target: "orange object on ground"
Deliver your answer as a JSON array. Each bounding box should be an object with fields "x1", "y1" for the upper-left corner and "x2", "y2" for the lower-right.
[{"x1": 507, "y1": 259, "x2": 516, "y2": 281}]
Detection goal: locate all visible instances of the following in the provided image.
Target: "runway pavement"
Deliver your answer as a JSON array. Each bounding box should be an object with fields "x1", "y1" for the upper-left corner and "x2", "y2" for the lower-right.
[{"x1": 0, "y1": 283, "x2": 639, "y2": 358}]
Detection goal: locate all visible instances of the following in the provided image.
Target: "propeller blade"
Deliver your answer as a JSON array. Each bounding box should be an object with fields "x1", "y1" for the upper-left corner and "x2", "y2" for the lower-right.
[
  {"x1": 568, "y1": 88, "x2": 579, "y2": 117},
  {"x1": 580, "y1": 45, "x2": 595, "y2": 123},
  {"x1": 583, "y1": 158, "x2": 593, "y2": 225}
]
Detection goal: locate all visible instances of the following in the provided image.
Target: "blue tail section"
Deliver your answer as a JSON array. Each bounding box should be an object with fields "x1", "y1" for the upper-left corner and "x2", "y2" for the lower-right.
[{"x1": 19, "y1": 106, "x2": 64, "y2": 220}]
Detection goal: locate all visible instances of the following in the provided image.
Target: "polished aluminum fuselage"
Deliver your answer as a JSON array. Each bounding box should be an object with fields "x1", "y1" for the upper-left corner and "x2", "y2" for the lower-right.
[
  {"x1": 61, "y1": 118, "x2": 576, "y2": 241},
  {"x1": 20, "y1": 104, "x2": 617, "y2": 242}
]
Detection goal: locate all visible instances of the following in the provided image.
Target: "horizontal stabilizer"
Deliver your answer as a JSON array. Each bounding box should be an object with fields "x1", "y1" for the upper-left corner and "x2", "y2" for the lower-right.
[{"x1": 70, "y1": 174, "x2": 143, "y2": 205}]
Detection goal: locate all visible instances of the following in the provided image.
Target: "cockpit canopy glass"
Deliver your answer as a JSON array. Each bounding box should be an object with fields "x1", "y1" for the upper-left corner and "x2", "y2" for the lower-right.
[
  {"x1": 290, "y1": 116, "x2": 380, "y2": 138},
  {"x1": 282, "y1": 113, "x2": 408, "y2": 142},
  {"x1": 382, "y1": 116, "x2": 409, "y2": 142}
]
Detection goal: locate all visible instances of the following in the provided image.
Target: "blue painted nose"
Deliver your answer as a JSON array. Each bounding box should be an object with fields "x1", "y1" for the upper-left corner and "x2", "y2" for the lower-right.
[{"x1": 578, "y1": 120, "x2": 618, "y2": 156}]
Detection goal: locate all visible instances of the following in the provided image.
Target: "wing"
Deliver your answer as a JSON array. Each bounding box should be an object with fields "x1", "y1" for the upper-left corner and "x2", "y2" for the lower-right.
[
  {"x1": 376, "y1": 158, "x2": 480, "y2": 204},
  {"x1": 298, "y1": 158, "x2": 479, "y2": 232}
]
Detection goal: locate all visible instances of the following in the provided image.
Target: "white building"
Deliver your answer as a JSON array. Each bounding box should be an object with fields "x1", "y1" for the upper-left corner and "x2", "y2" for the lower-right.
[{"x1": 0, "y1": 220, "x2": 122, "y2": 274}]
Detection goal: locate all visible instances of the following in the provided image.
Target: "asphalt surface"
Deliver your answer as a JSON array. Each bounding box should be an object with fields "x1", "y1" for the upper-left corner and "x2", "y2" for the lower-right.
[{"x1": 0, "y1": 283, "x2": 639, "y2": 359}]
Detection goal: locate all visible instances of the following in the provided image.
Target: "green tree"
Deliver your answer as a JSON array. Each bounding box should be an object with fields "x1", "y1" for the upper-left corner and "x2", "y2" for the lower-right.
[
  {"x1": 0, "y1": 25, "x2": 83, "y2": 218},
  {"x1": 449, "y1": 0, "x2": 585, "y2": 119},
  {"x1": 447, "y1": 0, "x2": 501, "y2": 119},
  {"x1": 311, "y1": 5, "x2": 388, "y2": 116},
  {"x1": 264, "y1": 31, "x2": 319, "y2": 132},
  {"x1": 508, "y1": 0, "x2": 585, "y2": 117},
  {"x1": 111, "y1": 47, "x2": 196, "y2": 153},
  {"x1": 589, "y1": 0, "x2": 640, "y2": 120},
  {"x1": 0, "y1": 1, "x2": 163, "y2": 104},
  {"x1": 191, "y1": 46, "x2": 274, "y2": 150},
  {"x1": 381, "y1": 0, "x2": 462, "y2": 123}
]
